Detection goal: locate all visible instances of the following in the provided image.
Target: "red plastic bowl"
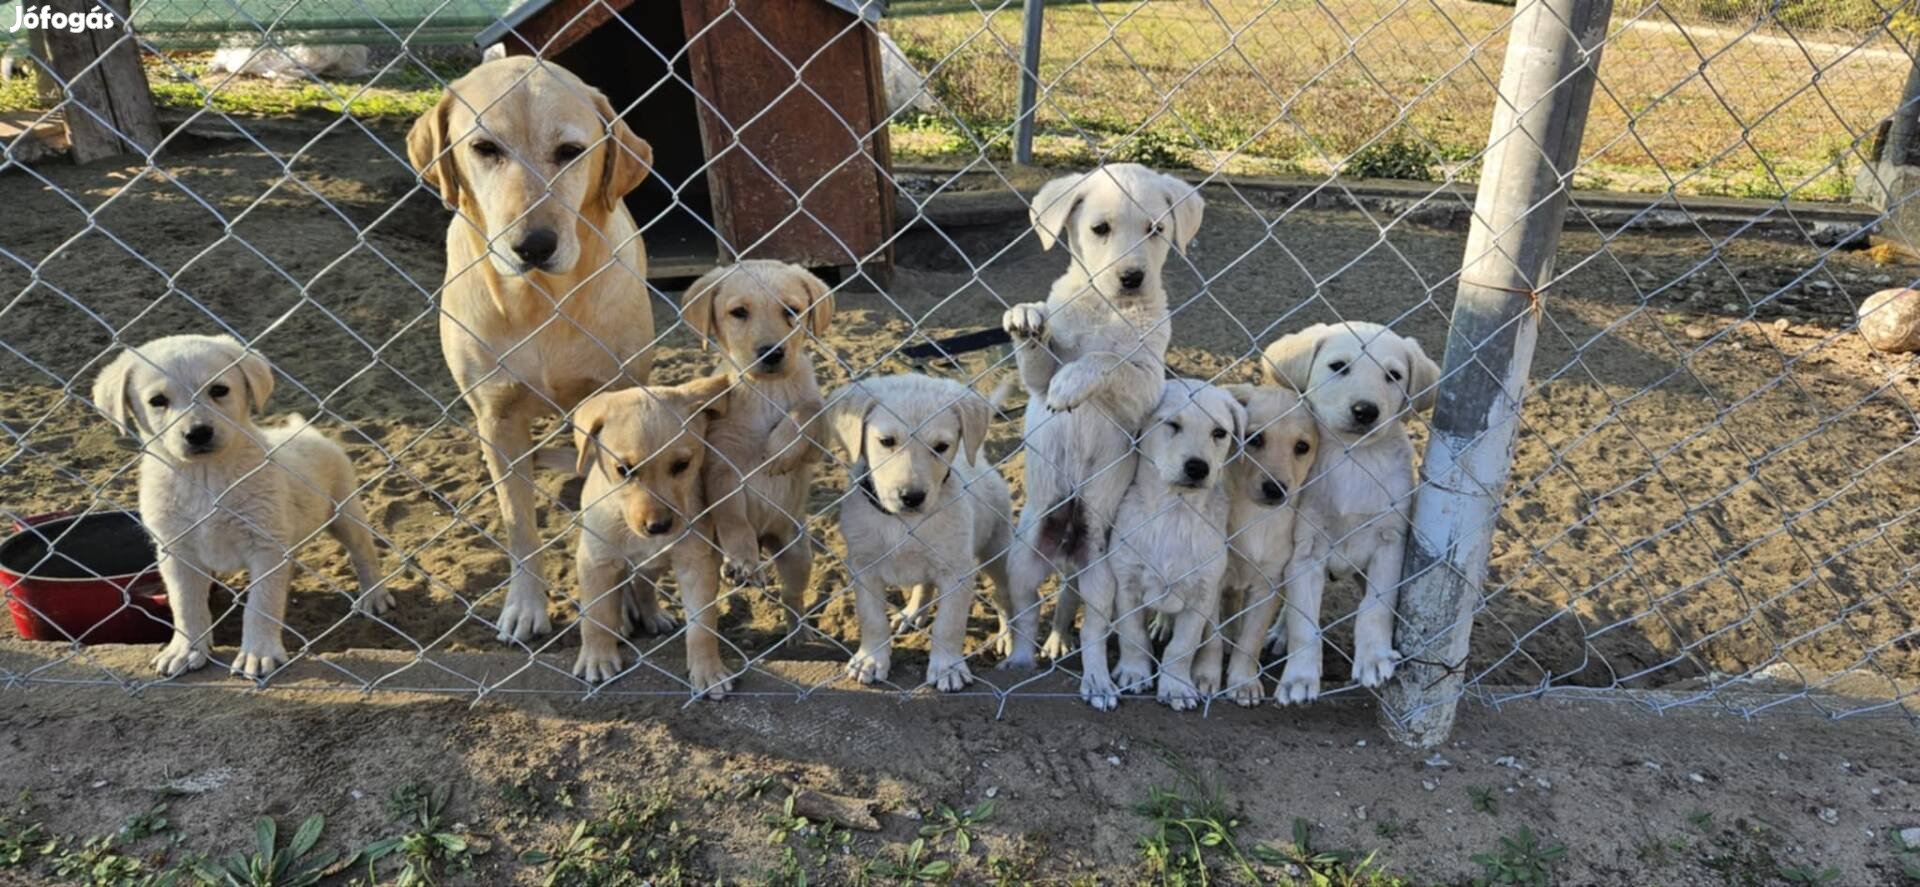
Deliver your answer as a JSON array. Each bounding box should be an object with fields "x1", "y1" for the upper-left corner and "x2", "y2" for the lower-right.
[{"x1": 1, "y1": 511, "x2": 175, "y2": 645}]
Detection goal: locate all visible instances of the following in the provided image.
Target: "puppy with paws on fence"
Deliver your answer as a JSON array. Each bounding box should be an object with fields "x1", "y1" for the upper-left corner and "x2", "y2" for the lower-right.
[
  {"x1": 569, "y1": 375, "x2": 736, "y2": 698},
  {"x1": 825, "y1": 374, "x2": 1015, "y2": 691},
  {"x1": 1078, "y1": 379, "x2": 1242, "y2": 711},
  {"x1": 999, "y1": 163, "x2": 1204, "y2": 670},
  {"x1": 1261, "y1": 321, "x2": 1437, "y2": 703},
  {"x1": 680, "y1": 260, "x2": 834, "y2": 633},
  {"x1": 91, "y1": 334, "x2": 387, "y2": 679}
]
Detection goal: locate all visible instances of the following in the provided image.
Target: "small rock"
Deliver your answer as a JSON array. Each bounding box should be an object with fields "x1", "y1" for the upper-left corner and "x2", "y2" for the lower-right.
[
  {"x1": 90, "y1": 779, "x2": 108, "y2": 789},
  {"x1": 1535, "y1": 777, "x2": 1553, "y2": 790},
  {"x1": 1643, "y1": 761, "x2": 1663, "y2": 771},
  {"x1": 1256, "y1": 757, "x2": 1272, "y2": 766},
  {"x1": 791, "y1": 789, "x2": 882, "y2": 832},
  {"x1": 1685, "y1": 324, "x2": 1711, "y2": 340},
  {"x1": 1777, "y1": 752, "x2": 1789, "y2": 761},
  {"x1": 985, "y1": 786, "x2": 999, "y2": 799},
  {"x1": 1494, "y1": 755, "x2": 1527, "y2": 770},
  {"x1": 1817, "y1": 807, "x2": 1839, "y2": 826},
  {"x1": 1721, "y1": 302, "x2": 1743, "y2": 314},
  {"x1": 1859, "y1": 288, "x2": 1920, "y2": 353},
  {"x1": 1355, "y1": 740, "x2": 1368, "y2": 748},
  {"x1": 1688, "y1": 772, "x2": 1707, "y2": 784},
  {"x1": 1355, "y1": 805, "x2": 1368, "y2": 821},
  {"x1": 1771, "y1": 318, "x2": 1791, "y2": 333},
  {"x1": 1898, "y1": 827, "x2": 1920, "y2": 847},
  {"x1": 1425, "y1": 754, "x2": 1452, "y2": 769},
  {"x1": 1422, "y1": 779, "x2": 1437, "y2": 792},
  {"x1": 1106, "y1": 755, "x2": 1122, "y2": 767},
  {"x1": 350, "y1": 790, "x2": 365, "y2": 801}
]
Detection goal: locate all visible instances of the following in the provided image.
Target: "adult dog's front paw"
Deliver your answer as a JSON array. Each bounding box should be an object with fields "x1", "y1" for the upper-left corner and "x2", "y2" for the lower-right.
[
  {"x1": 846, "y1": 647, "x2": 891, "y2": 685},
  {"x1": 1276, "y1": 658, "x2": 1322, "y2": 705},
  {"x1": 354, "y1": 585, "x2": 395, "y2": 617},
  {"x1": 688, "y1": 659, "x2": 734, "y2": 700},
  {"x1": 152, "y1": 638, "x2": 208, "y2": 677},
  {"x1": 1040, "y1": 629, "x2": 1073, "y2": 661},
  {"x1": 1353, "y1": 646, "x2": 1400, "y2": 688},
  {"x1": 1080, "y1": 670, "x2": 1120, "y2": 711},
  {"x1": 1157, "y1": 673, "x2": 1202, "y2": 712},
  {"x1": 573, "y1": 644, "x2": 625, "y2": 684},
  {"x1": 231, "y1": 639, "x2": 288, "y2": 679},
  {"x1": 1111, "y1": 658, "x2": 1154, "y2": 693},
  {"x1": 927, "y1": 652, "x2": 975, "y2": 693},
  {"x1": 1002, "y1": 303, "x2": 1049, "y2": 340},
  {"x1": 1225, "y1": 668, "x2": 1265, "y2": 707},
  {"x1": 495, "y1": 593, "x2": 552, "y2": 643}
]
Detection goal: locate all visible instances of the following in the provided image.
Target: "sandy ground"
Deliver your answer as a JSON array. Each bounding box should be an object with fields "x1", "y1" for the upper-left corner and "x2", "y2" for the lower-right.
[{"x1": 0, "y1": 650, "x2": 1917, "y2": 884}]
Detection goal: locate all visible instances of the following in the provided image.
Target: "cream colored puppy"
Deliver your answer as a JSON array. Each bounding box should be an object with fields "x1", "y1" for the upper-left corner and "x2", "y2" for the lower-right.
[
  {"x1": 1079, "y1": 379, "x2": 1241, "y2": 711},
  {"x1": 408, "y1": 56, "x2": 656, "y2": 643},
  {"x1": 825, "y1": 375, "x2": 1015, "y2": 690},
  {"x1": 570, "y1": 375, "x2": 735, "y2": 698},
  {"x1": 999, "y1": 164, "x2": 1204, "y2": 668},
  {"x1": 679, "y1": 261, "x2": 832, "y2": 629},
  {"x1": 1263, "y1": 322, "x2": 1438, "y2": 703},
  {"x1": 91, "y1": 334, "x2": 386, "y2": 678},
  {"x1": 1215, "y1": 385, "x2": 1318, "y2": 706}
]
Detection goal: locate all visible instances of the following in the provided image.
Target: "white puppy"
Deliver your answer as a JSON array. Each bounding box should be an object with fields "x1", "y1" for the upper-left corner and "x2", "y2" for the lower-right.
[
  {"x1": 999, "y1": 163, "x2": 1204, "y2": 668},
  {"x1": 1080, "y1": 379, "x2": 1242, "y2": 711},
  {"x1": 1215, "y1": 384, "x2": 1318, "y2": 705},
  {"x1": 826, "y1": 375, "x2": 1014, "y2": 691},
  {"x1": 91, "y1": 334, "x2": 387, "y2": 678},
  {"x1": 1262, "y1": 321, "x2": 1438, "y2": 703}
]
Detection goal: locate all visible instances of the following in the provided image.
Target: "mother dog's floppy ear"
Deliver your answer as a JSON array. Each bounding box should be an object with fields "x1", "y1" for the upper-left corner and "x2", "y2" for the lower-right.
[
  {"x1": 1159, "y1": 174, "x2": 1205, "y2": 256},
  {"x1": 1262, "y1": 324, "x2": 1330, "y2": 392},
  {"x1": 91, "y1": 348, "x2": 143, "y2": 437},
  {"x1": 407, "y1": 91, "x2": 463, "y2": 211},
  {"x1": 1398, "y1": 332, "x2": 1441, "y2": 413},
  {"x1": 1030, "y1": 171, "x2": 1088, "y2": 251},
  {"x1": 590, "y1": 89, "x2": 653, "y2": 212},
  {"x1": 213, "y1": 335, "x2": 274, "y2": 415}
]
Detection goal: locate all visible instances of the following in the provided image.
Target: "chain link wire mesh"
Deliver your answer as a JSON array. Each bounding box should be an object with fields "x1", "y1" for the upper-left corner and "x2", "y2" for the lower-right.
[{"x1": 0, "y1": 0, "x2": 1915, "y2": 732}]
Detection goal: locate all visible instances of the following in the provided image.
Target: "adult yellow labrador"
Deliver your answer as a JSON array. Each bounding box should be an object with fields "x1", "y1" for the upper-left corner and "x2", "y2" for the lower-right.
[{"x1": 408, "y1": 56, "x2": 656, "y2": 641}]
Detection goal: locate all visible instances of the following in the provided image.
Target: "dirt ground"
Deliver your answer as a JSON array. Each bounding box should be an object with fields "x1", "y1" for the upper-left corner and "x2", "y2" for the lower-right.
[{"x1": 0, "y1": 653, "x2": 1918, "y2": 884}]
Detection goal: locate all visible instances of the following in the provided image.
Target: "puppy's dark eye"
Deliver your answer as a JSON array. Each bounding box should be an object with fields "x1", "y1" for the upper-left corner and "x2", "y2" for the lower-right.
[
  {"x1": 553, "y1": 143, "x2": 585, "y2": 163},
  {"x1": 1328, "y1": 361, "x2": 1348, "y2": 374},
  {"x1": 147, "y1": 394, "x2": 169, "y2": 409},
  {"x1": 1211, "y1": 427, "x2": 1228, "y2": 441},
  {"x1": 1248, "y1": 432, "x2": 1265, "y2": 449},
  {"x1": 877, "y1": 436, "x2": 897, "y2": 449},
  {"x1": 934, "y1": 442, "x2": 950, "y2": 454},
  {"x1": 207, "y1": 384, "x2": 229, "y2": 399},
  {"x1": 1166, "y1": 421, "x2": 1182, "y2": 435},
  {"x1": 1150, "y1": 222, "x2": 1165, "y2": 237},
  {"x1": 616, "y1": 462, "x2": 636, "y2": 478},
  {"x1": 669, "y1": 459, "x2": 691, "y2": 476},
  {"x1": 1386, "y1": 369, "x2": 1403, "y2": 382},
  {"x1": 1090, "y1": 222, "x2": 1111, "y2": 237},
  {"x1": 728, "y1": 306, "x2": 749, "y2": 320},
  {"x1": 470, "y1": 140, "x2": 502, "y2": 159},
  {"x1": 783, "y1": 304, "x2": 800, "y2": 324},
  {"x1": 1294, "y1": 439, "x2": 1312, "y2": 456}
]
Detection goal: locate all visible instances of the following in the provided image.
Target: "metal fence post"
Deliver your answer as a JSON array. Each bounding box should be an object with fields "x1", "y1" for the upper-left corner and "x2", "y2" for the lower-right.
[
  {"x1": 1379, "y1": 0, "x2": 1613, "y2": 748},
  {"x1": 1013, "y1": 0, "x2": 1043, "y2": 165}
]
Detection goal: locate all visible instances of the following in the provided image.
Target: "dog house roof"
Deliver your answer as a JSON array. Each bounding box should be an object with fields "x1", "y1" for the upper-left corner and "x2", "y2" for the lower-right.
[{"x1": 475, "y1": 0, "x2": 883, "y2": 50}]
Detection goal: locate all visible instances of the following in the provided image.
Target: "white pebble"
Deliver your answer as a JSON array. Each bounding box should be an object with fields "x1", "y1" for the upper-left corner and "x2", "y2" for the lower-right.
[
  {"x1": 1688, "y1": 773, "x2": 1706, "y2": 784},
  {"x1": 1535, "y1": 777, "x2": 1553, "y2": 790},
  {"x1": 1643, "y1": 761, "x2": 1662, "y2": 771},
  {"x1": 1817, "y1": 807, "x2": 1839, "y2": 826},
  {"x1": 1422, "y1": 779, "x2": 1437, "y2": 792},
  {"x1": 1494, "y1": 755, "x2": 1527, "y2": 770},
  {"x1": 1106, "y1": 755, "x2": 1122, "y2": 767},
  {"x1": 1425, "y1": 754, "x2": 1452, "y2": 769},
  {"x1": 985, "y1": 786, "x2": 999, "y2": 799},
  {"x1": 1898, "y1": 827, "x2": 1920, "y2": 847},
  {"x1": 1355, "y1": 740, "x2": 1368, "y2": 748}
]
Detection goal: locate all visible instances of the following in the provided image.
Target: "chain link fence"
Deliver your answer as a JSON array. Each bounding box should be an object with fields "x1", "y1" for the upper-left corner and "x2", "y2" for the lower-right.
[{"x1": 0, "y1": 0, "x2": 1915, "y2": 742}]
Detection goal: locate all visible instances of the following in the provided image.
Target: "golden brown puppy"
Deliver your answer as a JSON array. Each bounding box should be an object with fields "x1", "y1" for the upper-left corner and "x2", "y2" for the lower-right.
[
  {"x1": 408, "y1": 56, "x2": 656, "y2": 643},
  {"x1": 679, "y1": 261, "x2": 833, "y2": 630},
  {"x1": 1214, "y1": 384, "x2": 1317, "y2": 705},
  {"x1": 570, "y1": 375, "x2": 735, "y2": 698}
]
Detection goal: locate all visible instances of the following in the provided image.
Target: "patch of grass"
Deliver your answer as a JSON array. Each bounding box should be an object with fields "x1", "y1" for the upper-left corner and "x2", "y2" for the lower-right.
[
  {"x1": 917, "y1": 800, "x2": 995, "y2": 855},
  {"x1": 1893, "y1": 830, "x2": 1920, "y2": 881},
  {"x1": 1468, "y1": 786, "x2": 1500, "y2": 816},
  {"x1": 1471, "y1": 826, "x2": 1566, "y2": 886},
  {"x1": 863, "y1": 837, "x2": 952, "y2": 884},
  {"x1": 360, "y1": 782, "x2": 481, "y2": 886},
  {"x1": 520, "y1": 790, "x2": 700, "y2": 887},
  {"x1": 194, "y1": 814, "x2": 338, "y2": 887},
  {"x1": 1343, "y1": 139, "x2": 1439, "y2": 182},
  {"x1": 1777, "y1": 862, "x2": 1840, "y2": 884}
]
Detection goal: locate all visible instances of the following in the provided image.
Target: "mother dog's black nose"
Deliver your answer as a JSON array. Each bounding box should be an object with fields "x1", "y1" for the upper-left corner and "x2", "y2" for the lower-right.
[
  {"x1": 1350, "y1": 400, "x2": 1380, "y2": 426},
  {"x1": 1118, "y1": 268, "x2": 1146, "y2": 290},
  {"x1": 1183, "y1": 458, "x2": 1210, "y2": 482},
  {"x1": 183, "y1": 425, "x2": 214, "y2": 448},
  {"x1": 512, "y1": 228, "x2": 558, "y2": 267}
]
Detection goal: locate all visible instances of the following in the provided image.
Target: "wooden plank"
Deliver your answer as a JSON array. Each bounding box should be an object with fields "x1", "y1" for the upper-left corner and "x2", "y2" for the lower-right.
[
  {"x1": 497, "y1": 0, "x2": 635, "y2": 57},
  {"x1": 681, "y1": 0, "x2": 892, "y2": 269},
  {"x1": 43, "y1": 0, "x2": 158, "y2": 164}
]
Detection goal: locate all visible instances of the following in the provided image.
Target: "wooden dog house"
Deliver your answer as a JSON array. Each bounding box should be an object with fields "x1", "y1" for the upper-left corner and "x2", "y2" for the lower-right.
[{"x1": 476, "y1": 0, "x2": 895, "y2": 282}]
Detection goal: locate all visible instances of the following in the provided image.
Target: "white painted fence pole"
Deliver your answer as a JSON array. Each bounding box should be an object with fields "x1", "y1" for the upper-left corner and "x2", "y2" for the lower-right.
[{"x1": 1379, "y1": 0, "x2": 1614, "y2": 748}]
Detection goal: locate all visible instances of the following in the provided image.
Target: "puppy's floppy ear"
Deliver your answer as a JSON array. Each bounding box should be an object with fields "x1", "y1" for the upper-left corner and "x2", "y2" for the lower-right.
[
  {"x1": 213, "y1": 335, "x2": 274, "y2": 415},
  {"x1": 91, "y1": 348, "x2": 142, "y2": 437},
  {"x1": 1261, "y1": 324, "x2": 1329, "y2": 392},
  {"x1": 1222, "y1": 391, "x2": 1248, "y2": 442},
  {"x1": 571, "y1": 392, "x2": 612, "y2": 478},
  {"x1": 679, "y1": 266, "x2": 730, "y2": 351},
  {"x1": 824, "y1": 384, "x2": 876, "y2": 459},
  {"x1": 1030, "y1": 172, "x2": 1087, "y2": 251},
  {"x1": 1223, "y1": 383, "x2": 1258, "y2": 410},
  {"x1": 591, "y1": 88, "x2": 653, "y2": 212},
  {"x1": 1160, "y1": 175, "x2": 1205, "y2": 256},
  {"x1": 1399, "y1": 332, "x2": 1441, "y2": 413},
  {"x1": 668, "y1": 374, "x2": 734, "y2": 425},
  {"x1": 407, "y1": 90, "x2": 463, "y2": 211},
  {"x1": 792, "y1": 266, "x2": 835, "y2": 339},
  {"x1": 952, "y1": 388, "x2": 990, "y2": 464}
]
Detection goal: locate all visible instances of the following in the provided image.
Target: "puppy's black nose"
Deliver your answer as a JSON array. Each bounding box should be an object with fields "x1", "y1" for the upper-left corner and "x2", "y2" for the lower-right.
[
  {"x1": 1118, "y1": 268, "x2": 1146, "y2": 290},
  {"x1": 644, "y1": 517, "x2": 675, "y2": 536},
  {"x1": 899, "y1": 489, "x2": 927, "y2": 510},
  {"x1": 1262, "y1": 480, "x2": 1285, "y2": 502},
  {"x1": 757, "y1": 345, "x2": 786, "y2": 368},
  {"x1": 1183, "y1": 459, "x2": 1210, "y2": 482},
  {"x1": 184, "y1": 425, "x2": 214, "y2": 448},
  {"x1": 512, "y1": 228, "x2": 558, "y2": 267},
  {"x1": 1350, "y1": 400, "x2": 1380, "y2": 426}
]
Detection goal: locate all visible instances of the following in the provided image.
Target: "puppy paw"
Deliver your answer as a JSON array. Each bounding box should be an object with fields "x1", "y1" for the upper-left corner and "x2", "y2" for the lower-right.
[
  {"x1": 1225, "y1": 669, "x2": 1265, "y2": 707},
  {"x1": 846, "y1": 648, "x2": 892, "y2": 685},
  {"x1": 231, "y1": 640, "x2": 289, "y2": 680},
  {"x1": 721, "y1": 558, "x2": 767, "y2": 588},
  {"x1": 688, "y1": 660, "x2": 734, "y2": 700},
  {"x1": 1157, "y1": 673, "x2": 1201, "y2": 712},
  {"x1": 996, "y1": 649, "x2": 1037, "y2": 671},
  {"x1": 927, "y1": 652, "x2": 975, "y2": 693},
  {"x1": 1039, "y1": 629, "x2": 1073, "y2": 661},
  {"x1": 1353, "y1": 646, "x2": 1400, "y2": 688},
  {"x1": 495, "y1": 595, "x2": 552, "y2": 643},
  {"x1": 1002, "y1": 303, "x2": 1049, "y2": 340},
  {"x1": 1266, "y1": 623, "x2": 1288, "y2": 656},
  {"x1": 990, "y1": 621, "x2": 1013, "y2": 658},
  {"x1": 151, "y1": 638, "x2": 208, "y2": 677},
  {"x1": 573, "y1": 645, "x2": 626, "y2": 684},
  {"x1": 631, "y1": 605, "x2": 679, "y2": 637},
  {"x1": 353, "y1": 585, "x2": 395, "y2": 617},
  {"x1": 890, "y1": 607, "x2": 932, "y2": 633},
  {"x1": 1276, "y1": 660, "x2": 1322, "y2": 706},
  {"x1": 1111, "y1": 658, "x2": 1154, "y2": 693},
  {"x1": 1080, "y1": 670, "x2": 1120, "y2": 712},
  {"x1": 1192, "y1": 668, "x2": 1222, "y2": 698},
  {"x1": 1145, "y1": 612, "x2": 1172, "y2": 643}
]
